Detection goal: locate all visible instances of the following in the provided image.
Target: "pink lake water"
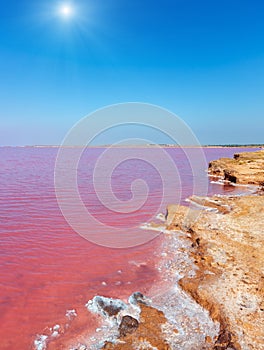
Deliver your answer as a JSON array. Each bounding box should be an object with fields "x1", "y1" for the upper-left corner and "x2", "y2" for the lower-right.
[{"x1": 0, "y1": 146, "x2": 258, "y2": 349}]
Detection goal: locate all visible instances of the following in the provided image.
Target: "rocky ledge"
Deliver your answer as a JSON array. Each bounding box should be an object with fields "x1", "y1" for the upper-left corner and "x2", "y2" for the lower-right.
[
  {"x1": 208, "y1": 150, "x2": 264, "y2": 186},
  {"x1": 168, "y1": 193, "x2": 264, "y2": 350},
  {"x1": 167, "y1": 149, "x2": 264, "y2": 350}
]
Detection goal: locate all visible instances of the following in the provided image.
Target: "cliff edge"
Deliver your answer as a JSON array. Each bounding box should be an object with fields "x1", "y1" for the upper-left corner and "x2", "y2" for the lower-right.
[
  {"x1": 208, "y1": 150, "x2": 264, "y2": 186},
  {"x1": 168, "y1": 150, "x2": 264, "y2": 349}
]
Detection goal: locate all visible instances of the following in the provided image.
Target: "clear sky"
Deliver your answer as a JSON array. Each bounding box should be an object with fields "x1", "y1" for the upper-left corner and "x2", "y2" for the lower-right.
[{"x1": 1, "y1": 0, "x2": 263, "y2": 146}]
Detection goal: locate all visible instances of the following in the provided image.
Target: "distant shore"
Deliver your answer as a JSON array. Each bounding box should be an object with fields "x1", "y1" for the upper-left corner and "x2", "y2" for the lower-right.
[{"x1": 2, "y1": 144, "x2": 264, "y2": 149}]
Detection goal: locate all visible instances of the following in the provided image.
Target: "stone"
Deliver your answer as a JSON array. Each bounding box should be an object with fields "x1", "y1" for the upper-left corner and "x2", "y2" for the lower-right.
[{"x1": 118, "y1": 315, "x2": 139, "y2": 337}]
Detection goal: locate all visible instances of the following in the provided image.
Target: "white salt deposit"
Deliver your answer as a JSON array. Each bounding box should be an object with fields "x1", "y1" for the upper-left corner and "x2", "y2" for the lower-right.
[
  {"x1": 34, "y1": 334, "x2": 48, "y2": 350},
  {"x1": 66, "y1": 309, "x2": 77, "y2": 319}
]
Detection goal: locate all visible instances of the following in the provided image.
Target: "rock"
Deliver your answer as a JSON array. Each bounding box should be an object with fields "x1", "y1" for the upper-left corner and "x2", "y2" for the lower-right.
[
  {"x1": 128, "y1": 291, "x2": 147, "y2": 305},
  {"x1": 86, "y1": 296, "x2": 127, "y2": 318},
  {"x1": 208, "y1": 150, "x2": 264, "y2": 186},
  {"x1": 224, "y1": 170, "x2": 237, "y2": 183},
  {"x1": 118, "y1": 315, "x2": 139, "y2": 337},
  {"x1": 102, "y1": 303, "x2": 171, "y2": 350},
  {"x1": 96, "y1": 297, "x2": 126, "y2": 317}
]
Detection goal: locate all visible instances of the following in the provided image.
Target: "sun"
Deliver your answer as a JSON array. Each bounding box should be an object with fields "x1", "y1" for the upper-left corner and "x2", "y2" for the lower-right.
[{"x1": 59, "y1": 4, "x2": 74, "y2": 18}]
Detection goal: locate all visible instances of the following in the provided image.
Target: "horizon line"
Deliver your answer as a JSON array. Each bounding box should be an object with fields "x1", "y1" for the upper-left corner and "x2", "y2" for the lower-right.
[{"x1": 1, "y1": 144, "x2": 264, "y2": 148}]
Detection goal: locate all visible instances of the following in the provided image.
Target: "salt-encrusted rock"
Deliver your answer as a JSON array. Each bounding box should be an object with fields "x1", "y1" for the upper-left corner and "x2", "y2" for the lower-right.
[
  {"x1": 86, "y1": 296, "x2": 127, "y2": 318},
  {"x1": 128, "y1": 291, "x2": 148, "y2": 305}
]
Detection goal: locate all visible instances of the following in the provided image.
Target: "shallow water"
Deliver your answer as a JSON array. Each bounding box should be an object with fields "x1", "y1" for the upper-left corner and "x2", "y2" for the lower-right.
[{"x1": 0, "y1": 146, "x2": 258, "y2": 349}]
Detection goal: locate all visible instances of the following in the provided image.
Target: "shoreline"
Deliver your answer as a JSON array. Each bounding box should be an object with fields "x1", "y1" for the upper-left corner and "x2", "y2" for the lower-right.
[
  {"x1": 86, "y1": 149, "x2": 263, "y2": 350},
  {"x1": 174, "y1": 193, "x2": 264, "y2": 349},
  {"x1": 167, "y1": 150, "x2": 264, "y2": 349}
]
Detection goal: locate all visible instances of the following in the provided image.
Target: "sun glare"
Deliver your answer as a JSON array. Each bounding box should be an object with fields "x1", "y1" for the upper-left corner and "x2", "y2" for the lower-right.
[{"x1": 59, "y1": 4, "x2": 74, "y2": 18}]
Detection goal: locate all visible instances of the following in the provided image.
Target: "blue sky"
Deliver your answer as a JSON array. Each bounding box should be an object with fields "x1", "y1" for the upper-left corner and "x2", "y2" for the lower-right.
[{"x1": 0, "y1": 0, "x2": 263, "y2": 145}]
